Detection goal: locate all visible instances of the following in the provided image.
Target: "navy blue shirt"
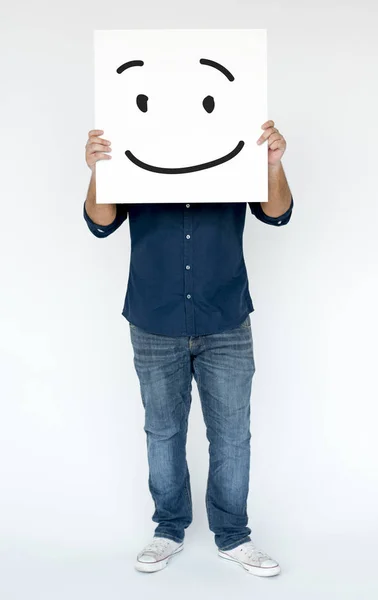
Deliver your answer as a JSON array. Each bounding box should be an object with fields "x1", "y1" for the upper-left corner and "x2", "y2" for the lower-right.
[{"x1": 83, "y1": 198, "x2": 293, "y2": 336}]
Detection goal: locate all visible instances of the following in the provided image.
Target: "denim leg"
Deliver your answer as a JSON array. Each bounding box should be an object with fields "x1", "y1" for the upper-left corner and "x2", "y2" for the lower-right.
[
  {"x1": 129, "y1": 324, "x2": 193, "y2": 543},
  {"x1": 192, "y1": 316, "x2": 255, "y2": 551}
]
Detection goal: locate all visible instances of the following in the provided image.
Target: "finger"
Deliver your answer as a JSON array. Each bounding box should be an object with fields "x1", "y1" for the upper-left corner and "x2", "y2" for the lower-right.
[
  {"x1": 257, "y1": 126, "x2": 278, "y2": 144},
  {"x1": 91, "y1": 152, "x2": 112, "y2": 161},
  {"x1": 88, "y1": 129, "x2": 104, "y2": 137},
  {"x1": 267, "y1": 132, "x2": 283, "y2": 145},
  {"x1": 86, "y1": 136, "x2": 111, "y2": 146},
  {"x1": 261, "y1": 120, "x2": 275, "y2": 130},
  {"x1": 87, "y1": 143, "x2": 112, "y2": 153},
  {"x1": 269, "y1": 139, "x2": 286, "y2": 151},
  {"x1": 87, "y1": 141, "x2": 112, "y2": 151}
]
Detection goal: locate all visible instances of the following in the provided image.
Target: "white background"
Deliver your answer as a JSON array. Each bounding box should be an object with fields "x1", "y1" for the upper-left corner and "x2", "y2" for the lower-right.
[
  {"x1": 1, "y1": 1, "x2": 378, "y2": 599},
  {"x1": 94, "y1": 28, "x2": 267, "y2": 204}
]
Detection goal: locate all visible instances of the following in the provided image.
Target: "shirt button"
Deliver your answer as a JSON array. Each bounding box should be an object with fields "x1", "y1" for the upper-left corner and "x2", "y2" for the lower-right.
[
  {"x1": 277, "y1": 221, "x2": 282, "y2": 225},
  {"x1": 186, "y1": 204, "x2": 190, "y2": 208},
  {"x1": 186, "y1": 294, "x2": 191, "y2": 299},
  {"x1": 186, "y1": 234, "x2": 191, "y2": 239},
  {"x1": 186, "y1": 265, "x2": 191, "y2": 270}
]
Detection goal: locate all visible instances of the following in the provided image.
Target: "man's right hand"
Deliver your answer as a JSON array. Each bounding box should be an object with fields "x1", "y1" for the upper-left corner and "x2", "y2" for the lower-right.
[
  {"x1": 85, "y1": 129, "x2": 112, "y2": 172},
  {"x1": 84, "y1": 129, "x2": 117, "y2": 226}
]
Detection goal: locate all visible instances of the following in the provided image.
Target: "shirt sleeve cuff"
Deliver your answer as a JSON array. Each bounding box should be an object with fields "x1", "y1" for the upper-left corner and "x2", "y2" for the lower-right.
[
  {"x1": 83, "y1": 202, "x2": 128, "y2": 238},
  {"x1": 249, "y1": 195, "x2": 294, "y2": 226}
]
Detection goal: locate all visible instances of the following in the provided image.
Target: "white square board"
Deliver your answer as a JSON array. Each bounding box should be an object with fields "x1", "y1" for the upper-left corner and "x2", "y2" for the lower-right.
[{"x1": 94, "y1": 29, "x2": 267, "y2": 204}]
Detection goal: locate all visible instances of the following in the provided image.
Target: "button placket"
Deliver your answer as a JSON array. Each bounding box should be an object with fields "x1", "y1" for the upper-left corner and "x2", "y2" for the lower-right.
[{"x1": 183, "y1": 204, "x2": 194, "y2": 334}]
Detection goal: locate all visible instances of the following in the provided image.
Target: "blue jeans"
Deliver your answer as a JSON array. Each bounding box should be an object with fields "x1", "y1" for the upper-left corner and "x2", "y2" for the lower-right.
[{"x1": 129, "y1": 314, "x2": 255, "y2": 551}]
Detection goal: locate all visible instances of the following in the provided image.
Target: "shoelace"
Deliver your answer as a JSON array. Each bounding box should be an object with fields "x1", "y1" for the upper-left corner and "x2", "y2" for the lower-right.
[
  {"x1": 143, "y1": 538, "x2": 171, "y2": 556},
  {"x1": 239, "y1": 542, "x2": 269, "y2": 562}
]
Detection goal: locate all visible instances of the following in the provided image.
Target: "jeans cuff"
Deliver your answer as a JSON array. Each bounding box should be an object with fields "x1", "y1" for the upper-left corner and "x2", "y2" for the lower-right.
[
  {"x1": 154, "y1": 532, "x2": 184, "y2": 544},
  {"x1": 219, "y1": 534, "x2": 252, "y2": 552}
]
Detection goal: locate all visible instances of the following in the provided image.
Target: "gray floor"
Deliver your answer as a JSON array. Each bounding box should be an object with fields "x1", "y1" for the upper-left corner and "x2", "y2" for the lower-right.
[{"x1": 2, "y1": 533, "x2": 377, "y2": 600}]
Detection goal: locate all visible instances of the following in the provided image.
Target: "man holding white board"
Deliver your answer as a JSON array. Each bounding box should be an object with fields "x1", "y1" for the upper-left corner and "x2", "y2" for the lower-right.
[{"x1": 83, "y1": 29, "x2": 294, "y2": 577}]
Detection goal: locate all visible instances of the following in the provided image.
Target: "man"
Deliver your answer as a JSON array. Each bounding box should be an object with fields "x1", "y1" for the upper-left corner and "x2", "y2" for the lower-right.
[{"x1": 83, "y1": 120, "x2": 293, "y2": 576}]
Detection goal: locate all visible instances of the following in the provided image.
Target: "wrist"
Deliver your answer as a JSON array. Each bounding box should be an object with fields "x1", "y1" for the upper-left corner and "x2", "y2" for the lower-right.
[{"x1": 268, "y1": 161, "x2": 282, "y2": 173}]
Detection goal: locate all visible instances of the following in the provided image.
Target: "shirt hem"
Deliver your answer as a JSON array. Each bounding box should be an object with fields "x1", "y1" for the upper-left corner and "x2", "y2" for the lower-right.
[{"x1": 122, "y1": 306, "x2": 254, "y2": 337}]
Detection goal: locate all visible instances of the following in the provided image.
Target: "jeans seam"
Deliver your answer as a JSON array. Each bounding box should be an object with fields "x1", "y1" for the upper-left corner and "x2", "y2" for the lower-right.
[
  {"x1": 205, "y1": 488, "x2": 214, "y2": 531},
  {"x1": 197, "y1": 372, "x2": 214, "y2": 533},
  {"x1": 184, "y1": 414, "x2": 192, "y2": 516},
  {"x1": 182, "y1": 373, "x2": 192, "y2": 519},
  {"x1": 185, "y1": 470, "x2": 192, "y2": 515}
]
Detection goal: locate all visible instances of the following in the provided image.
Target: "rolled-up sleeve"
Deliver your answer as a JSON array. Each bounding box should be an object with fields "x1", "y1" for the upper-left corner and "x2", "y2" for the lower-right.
[
  {"x1": 83, "y1": 202, "x2": 128, "y2": 238},
  {"x1": 248, "y1": 195, "x2": 294, "y2": 226}
]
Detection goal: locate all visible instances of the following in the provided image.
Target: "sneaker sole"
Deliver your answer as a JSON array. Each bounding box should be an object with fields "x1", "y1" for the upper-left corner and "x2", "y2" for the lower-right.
[
  {"x1": 218, "y1": 550, "x2": 281, "y2": 577},
  {"x1": 135, "y1": 543, "x2": 184, "y2": 573}
]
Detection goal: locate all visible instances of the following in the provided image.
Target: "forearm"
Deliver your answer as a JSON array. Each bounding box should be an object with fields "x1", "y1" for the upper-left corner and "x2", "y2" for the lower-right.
[
  {"x1": 84, "y1": 170, "x2": 117, "y2": 226},
  {"x1": 262, "y1": 162, "x2": 292, "y2": 218}
]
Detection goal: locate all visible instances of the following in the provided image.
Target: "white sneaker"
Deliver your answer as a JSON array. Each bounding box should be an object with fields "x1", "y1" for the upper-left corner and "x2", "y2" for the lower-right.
[
  {"x1": 218, "y1": 540, "x2": 281, "y2": 577},
  {"x1": 135, "y1": 536, "x2": 184, "y2": 573}
]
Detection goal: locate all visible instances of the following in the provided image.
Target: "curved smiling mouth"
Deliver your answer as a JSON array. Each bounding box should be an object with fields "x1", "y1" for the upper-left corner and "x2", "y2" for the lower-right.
[{"x1": 124, "y1": 140, "x2": 245, "y2": 174}]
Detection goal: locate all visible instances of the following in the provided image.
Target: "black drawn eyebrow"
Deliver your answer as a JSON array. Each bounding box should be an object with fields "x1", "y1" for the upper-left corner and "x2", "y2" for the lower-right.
[
  {"x1": 116, "y1": 59, "x2": 234, "y2": 81},
  {"x1": 116, "y1": 60, "x2": 144, "y2": 74},
  {"x1": 199, "y1": 58, "x2": 234, "y2": 81}
]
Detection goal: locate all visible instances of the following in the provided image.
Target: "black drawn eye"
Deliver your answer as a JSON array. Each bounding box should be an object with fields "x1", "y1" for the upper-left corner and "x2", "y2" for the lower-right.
[
  {"x1": 203, "y1": 95, "x2": 215, "y2": 113},
  {"x1": 136, "y1": 94, "x2": 148, "y2": 113}
]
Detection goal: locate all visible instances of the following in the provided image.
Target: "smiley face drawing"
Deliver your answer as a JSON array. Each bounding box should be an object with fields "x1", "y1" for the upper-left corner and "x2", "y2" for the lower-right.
[{"x1": 116, "y1": 58, "x2": 245, "y2": 174}]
